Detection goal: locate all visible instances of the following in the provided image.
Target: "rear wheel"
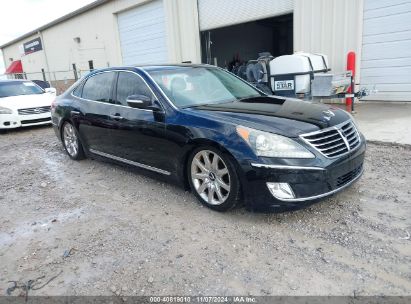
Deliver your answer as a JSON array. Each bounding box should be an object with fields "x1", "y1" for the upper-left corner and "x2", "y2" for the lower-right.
[
  {"x1": 62, "y1": 122, "x2": 85, "y2": 160},
  {"x1": 188, "y1": 147, "x2": 241, "y2": 212}
]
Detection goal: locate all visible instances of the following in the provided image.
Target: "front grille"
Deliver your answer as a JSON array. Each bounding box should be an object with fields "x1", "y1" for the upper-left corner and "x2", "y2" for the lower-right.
[
  {"x1": 18, "y1": 106, "x2": 51, "y2": 115},
  {"x1": 21, "y1": 117, "x2": 51, "y2": 125},
  {"x1": 336, "y1": 164, "x2": 363, "y2": 187},
  {"x1": 300, "y1": 120, "x2": 361, "y2": 158}
]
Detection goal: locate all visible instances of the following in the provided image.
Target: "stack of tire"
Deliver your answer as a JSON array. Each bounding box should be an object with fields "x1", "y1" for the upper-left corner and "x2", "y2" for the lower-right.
[
  {"x1": 246, "y1": 61, "x2": 265, "y2": 83},
  {"x1": 232, "y1": 64, "x2": 247, "y2": 80},
  {"x1": 244, "y1": 53, "x2": 274, "y2": 94},
  {"x1": 229, "y1": 52, "x2": 274, "y2": 94}
]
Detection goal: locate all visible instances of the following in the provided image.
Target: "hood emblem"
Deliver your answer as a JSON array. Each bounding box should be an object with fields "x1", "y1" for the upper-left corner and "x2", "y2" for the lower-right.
[{"x1": 322, "y1": 110, "x2": 335, "y2": 121}]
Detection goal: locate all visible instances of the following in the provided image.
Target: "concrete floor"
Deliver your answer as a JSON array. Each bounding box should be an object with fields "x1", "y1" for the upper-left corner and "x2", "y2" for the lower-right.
[{"x1": 333, "y1": 103, "x2": 411, "y2": 145}]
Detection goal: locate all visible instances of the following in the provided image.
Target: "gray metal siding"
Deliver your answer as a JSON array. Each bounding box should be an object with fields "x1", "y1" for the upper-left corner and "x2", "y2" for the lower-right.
[
  {"x1": 117, "y1": 0, "x2": 168, "y2": 65},
  {"x1": 294, "y1": 0, "x2": 363, "y2": 81},
  {"x1": 361, "y1": 0, "x2": 411, "y2": 101},
  {"x1": 198, "y1": 0, "x2": 294, "y2": 31}
]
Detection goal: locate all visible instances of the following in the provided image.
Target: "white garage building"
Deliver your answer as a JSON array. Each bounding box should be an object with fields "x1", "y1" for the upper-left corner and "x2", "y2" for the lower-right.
[
  {"x1": 1, "y1": 0, "x2": 410, "y2": 101},
  {"x1": 360, "y1": 0, "x2": 411, "y2": 102}
]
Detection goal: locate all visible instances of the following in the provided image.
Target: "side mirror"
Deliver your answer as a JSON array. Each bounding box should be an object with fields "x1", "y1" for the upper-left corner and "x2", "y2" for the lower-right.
[
  {"x1": 126, "y1": 94, "x2": 152, "y2": 109},
  {"x1": 146, "y1": 100, "x2": 163, "y2": 112},
  {"x1": 45, "y1": 87, "x2": 57, "y2": 94}
]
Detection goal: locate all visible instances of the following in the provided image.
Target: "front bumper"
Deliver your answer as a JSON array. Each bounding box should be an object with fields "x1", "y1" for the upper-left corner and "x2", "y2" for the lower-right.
[
  {"x1": 0, "y1": 112, "x2": 51, "y2": 129},
  {"x1": 242, "y1": 137, "x2": 366, "y2": 212}
]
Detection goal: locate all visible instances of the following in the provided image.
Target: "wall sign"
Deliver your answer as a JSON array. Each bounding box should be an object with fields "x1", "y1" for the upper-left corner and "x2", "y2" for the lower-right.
[{"x1": 23, "y1": 37, "x2": 43, "y2": 55}]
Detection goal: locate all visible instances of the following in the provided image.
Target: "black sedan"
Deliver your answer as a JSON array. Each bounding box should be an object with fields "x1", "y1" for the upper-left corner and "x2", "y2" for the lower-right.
[{"x1": 51, "y1": 64, "x2": 365, "y2": 212}]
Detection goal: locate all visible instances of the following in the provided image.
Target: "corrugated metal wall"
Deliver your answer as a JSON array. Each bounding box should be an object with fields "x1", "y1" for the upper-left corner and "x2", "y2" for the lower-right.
[
  {"x1": 361, "y1": 0, "x2": 411, "y2": 101},
  {"x1": 294, "y1": 0, "x2": 363, "y2": 81},
  {"x1": 198, "y1": 0, "x2": 294, "y2": 31},
  {"x1": 117, "y1": 0, "x2": 168, "y2": 65}
]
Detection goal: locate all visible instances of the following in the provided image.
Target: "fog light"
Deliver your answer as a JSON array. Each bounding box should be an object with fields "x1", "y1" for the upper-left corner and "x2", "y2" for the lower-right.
[{"x1": 267, "y1": 182, "x2": 295, "y2": 200}]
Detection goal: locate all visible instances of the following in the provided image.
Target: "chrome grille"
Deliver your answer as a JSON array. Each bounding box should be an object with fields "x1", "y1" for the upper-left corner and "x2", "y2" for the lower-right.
[
  {"x1": 300, "y1": 120, "x2": 361, "y2": 158},
  {"x1": 18, "y1": 106, "x2": 51, "y2": 115}
]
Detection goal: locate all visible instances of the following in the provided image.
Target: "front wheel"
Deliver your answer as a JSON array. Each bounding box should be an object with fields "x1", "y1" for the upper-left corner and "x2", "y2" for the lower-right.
[
  {"x1": 188, "y1": 147, "x2": 241, "y2": 212},
  {"x1": 62, "y1": 122, "x2": 85, "y2": 160}
]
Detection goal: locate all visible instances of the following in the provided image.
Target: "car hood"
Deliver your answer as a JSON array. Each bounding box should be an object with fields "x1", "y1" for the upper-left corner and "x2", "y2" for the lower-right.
[
  {"x1": 0, "y1": 93, "x2": 55, "y2": 110},
  {"x1": 183, "y1": 96, "x2": 350, "y2": 137}
]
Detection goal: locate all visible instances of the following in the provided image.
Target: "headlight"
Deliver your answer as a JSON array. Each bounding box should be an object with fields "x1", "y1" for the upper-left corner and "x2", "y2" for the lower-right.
[
  {"x1": 236, "y1": 126, "x2": 315, "y2": 158},
  {"x1": 0, "y1": 106, "x2": 13, "y2": 114}
]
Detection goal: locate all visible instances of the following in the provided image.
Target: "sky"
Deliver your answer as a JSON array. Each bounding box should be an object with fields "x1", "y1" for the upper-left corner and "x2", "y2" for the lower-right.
[{"x1": 0, "y1": 0, "x2": 95, "y2": 74}]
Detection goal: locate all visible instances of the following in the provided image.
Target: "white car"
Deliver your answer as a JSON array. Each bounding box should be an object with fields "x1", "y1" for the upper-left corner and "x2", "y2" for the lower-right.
[{"x1": 0, "y1": 80, "x2": 56, "y2": 130}]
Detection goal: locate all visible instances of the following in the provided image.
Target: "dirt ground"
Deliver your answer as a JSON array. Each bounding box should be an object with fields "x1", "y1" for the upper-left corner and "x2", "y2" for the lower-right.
[{"x1": 0, "y1": 126, "x2": 410, "y2": 296}]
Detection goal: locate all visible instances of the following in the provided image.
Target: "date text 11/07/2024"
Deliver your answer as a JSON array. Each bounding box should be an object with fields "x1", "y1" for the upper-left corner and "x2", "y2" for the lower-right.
[{"x1": 149, "y1": 296, "x2": 257, "y2": 303}]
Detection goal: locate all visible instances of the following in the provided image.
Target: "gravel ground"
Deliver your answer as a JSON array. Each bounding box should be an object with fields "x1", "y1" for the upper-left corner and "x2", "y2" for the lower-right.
[{"x1": 0, "y1": 126, "x2": 410, "y2": 296}]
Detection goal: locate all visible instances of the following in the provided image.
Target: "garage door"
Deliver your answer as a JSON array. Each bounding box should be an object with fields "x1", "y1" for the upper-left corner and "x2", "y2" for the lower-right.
[
  {"x1": 117, "y1": 0, "x2": 167, "y2": 65},
  {"x1": 361, "y1": 0, "x2": 411, "y2": 101},
  {"x1": 198, "y1": 0, "x2": 293, "y2": 30}
]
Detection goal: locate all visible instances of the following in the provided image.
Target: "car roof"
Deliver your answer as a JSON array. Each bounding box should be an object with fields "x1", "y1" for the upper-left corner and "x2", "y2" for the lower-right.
[
  {"x1": 93, "y1": 64, "x2": 216, "y2": 74},
  {"x1": 140, "y1": 63, "x2": 215, "y2": 72}
]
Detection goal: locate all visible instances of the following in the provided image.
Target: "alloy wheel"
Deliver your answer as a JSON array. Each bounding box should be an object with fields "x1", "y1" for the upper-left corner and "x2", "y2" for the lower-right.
[
  {"x1": 191, "y1": 150, "x2": 231, "y2": 205},
  {"x1": 63, "y1": 123, "x2": 79, "y2": 157}
]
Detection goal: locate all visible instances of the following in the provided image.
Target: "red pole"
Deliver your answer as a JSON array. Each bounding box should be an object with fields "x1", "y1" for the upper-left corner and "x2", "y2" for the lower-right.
[{"x1": 346, "y1": 51, "x2": 356, "y2": 113}]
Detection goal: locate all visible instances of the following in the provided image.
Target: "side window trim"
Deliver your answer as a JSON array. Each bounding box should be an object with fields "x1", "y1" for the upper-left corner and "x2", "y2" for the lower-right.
[
  {"x1": 111, "y1": 71, "x2": 119, "y2": 105},
  {"x1": 71, "y1": 70, "x2": 165, "y2": 112},
  {"x1": 114, "y1": 71, "x2": 121, "y2": 105},
  {"x1": 72, "y1": 80, "x2": 85, "y2": 98},
  {"x1": 78, "y1": 82, "x2": 84, "y2": 97}
]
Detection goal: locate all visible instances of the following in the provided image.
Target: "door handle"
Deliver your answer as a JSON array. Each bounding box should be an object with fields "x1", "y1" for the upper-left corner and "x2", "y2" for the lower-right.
[
  {"x1": 71, "y1": 110, "x2": 81, "y2": 115},
  {"x1": 109, "y1": 114, "x2": 123, "y2": 120}
]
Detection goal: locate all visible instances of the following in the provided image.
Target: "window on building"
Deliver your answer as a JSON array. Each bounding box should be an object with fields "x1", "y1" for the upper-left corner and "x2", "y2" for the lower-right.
[
  {"x1": 115, "y1": 72, "x2": 153, "y2": 106},
  {"x1": 88, "y1": 60, "x2": 94, "y2": 71},
  {"x1": 81, "y1": 72, "x2": 115, "y2": 103}
]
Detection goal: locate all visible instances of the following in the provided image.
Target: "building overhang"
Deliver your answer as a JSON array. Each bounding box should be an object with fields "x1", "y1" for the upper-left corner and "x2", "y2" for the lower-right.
[{"x1": 5, "y1": 60, "x2": 23, "y2": 74}]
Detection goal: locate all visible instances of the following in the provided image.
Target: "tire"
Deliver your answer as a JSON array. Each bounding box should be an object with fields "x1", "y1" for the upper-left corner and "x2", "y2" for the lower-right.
[
  {"x1": 187, "y1": 146, "x2": 241, "y2": 212},
  {"x1": 61, "y1": 121, "x2": 85, "y2": 160}
]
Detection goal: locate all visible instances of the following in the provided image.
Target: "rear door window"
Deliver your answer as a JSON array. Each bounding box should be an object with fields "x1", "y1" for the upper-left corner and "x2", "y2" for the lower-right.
[
  {"x1": 81, "y1": 72, "x2": 115, "y2": 103},
  {"x1": 72, "y1": 82, "x2": 83, "y2": 97},
  {"x1": 115, "y1": 72, "x2": 153, "y2": 106}
]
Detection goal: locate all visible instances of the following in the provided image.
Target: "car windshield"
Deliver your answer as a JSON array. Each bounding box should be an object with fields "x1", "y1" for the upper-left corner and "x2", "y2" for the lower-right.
[
  {"x1": 0, "y1": 81, "x2": 44, "y2": 98},
  {"x1": 147, "y1": 67, "x2": 263, "y2": 108}
]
